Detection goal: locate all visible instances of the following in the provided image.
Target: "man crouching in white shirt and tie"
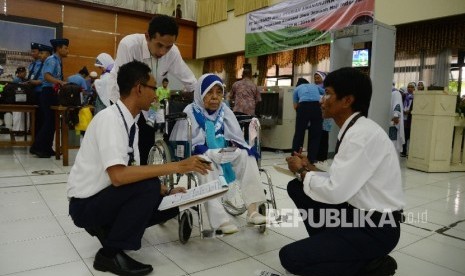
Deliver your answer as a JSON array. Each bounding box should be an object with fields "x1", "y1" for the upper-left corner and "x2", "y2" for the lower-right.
[
  {"x1": 67, "y1": 61, "x2": 211, "y2": 276},
  {"x1": 281, "y1": 67, "x2": 405, "y2": 276}
]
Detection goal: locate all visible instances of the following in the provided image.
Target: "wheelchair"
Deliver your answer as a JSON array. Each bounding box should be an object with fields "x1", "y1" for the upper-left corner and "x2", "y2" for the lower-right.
[{"x1": 147, "y1": 99, "x2": 277, "y2": 243}]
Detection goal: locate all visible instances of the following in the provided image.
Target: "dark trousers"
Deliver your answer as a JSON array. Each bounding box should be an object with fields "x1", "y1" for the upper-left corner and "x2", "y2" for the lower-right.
[
  {"x1": 69, "y1": 178, "x2": 178, "y2": 250},
  {"x1": 292, "y1": 102, "x2": 323, "y2": 162},
  {"x1": 279, "y1": 179, "x2": 401, "y2": 276},
  {"x1": 32, "y1": 87, "x2": 57, "y2": 154},
  {"x1": 316, "y1": 130, "x2": 329, "y2": 162},
  {"x1": 137, "y1": 113, "x2": 156, "y2": 165},
  {"x1": 33, "y1": 90, "x2": 42, "y2": 139}
]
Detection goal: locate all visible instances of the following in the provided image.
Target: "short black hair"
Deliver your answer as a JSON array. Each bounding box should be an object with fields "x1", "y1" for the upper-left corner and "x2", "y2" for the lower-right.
[
  {"x1": 324, "y1": 67, "x2": 372, "y2": 117},
  {"x1": 16, "y1": 66, "x2": 26, "y2": 74},
  {"x1": 117, "y1": 61, "x2": 152, "y2": 98},
  {"x1": 148, "y1": 15, "x2": 179, "y2": 39},
  {"x1": 296, "y1": 77, "x2": 309, "y2": 87},
  {"x1": 162, "y1": 78, "x2": 169, "y2": 82},
  {"x1": 79, "y1": 66, "x2": 89, "y2": 77}
]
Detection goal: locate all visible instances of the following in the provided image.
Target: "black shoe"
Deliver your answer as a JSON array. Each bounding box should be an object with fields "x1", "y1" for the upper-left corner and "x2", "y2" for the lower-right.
[
  {"x1": 93, "y1": 249, "x2": 153, "y2": 276},
  {"x1": 85, "y1": 226, "x2": 108, "y2": 245},
  {"x1": 35, "y1": 150, "x2": 52, "y2": 158},
  {"x1": 358, "y1": 255, "x2": 397, "y2": 276},
  {"x1": 29, "y1": 147, "x2": 38, "y2": 155}
]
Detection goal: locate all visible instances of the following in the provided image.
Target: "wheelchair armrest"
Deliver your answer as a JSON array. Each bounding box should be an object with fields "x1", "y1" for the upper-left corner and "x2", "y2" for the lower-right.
[
  {"x1": 235, "y1": 114, "x2": 255, "y2": 124},
  {"x1": 165, "y1": 112, "x2": 188, "y2": 121}
]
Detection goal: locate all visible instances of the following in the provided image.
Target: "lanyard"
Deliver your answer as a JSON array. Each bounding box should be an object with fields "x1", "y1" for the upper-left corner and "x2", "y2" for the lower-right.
[
  {"x1": 335, "y1": 113, "x2": 363, "y2": 155},
  {"x1": 115, "y1": 103, "x2": 136, "y2": 166}
]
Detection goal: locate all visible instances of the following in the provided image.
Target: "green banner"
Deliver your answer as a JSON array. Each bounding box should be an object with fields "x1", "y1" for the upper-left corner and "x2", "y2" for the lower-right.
[
  {"x1": 245, "y1": 0, "x2": 375, "y2": 57},
  {"x1": 246, "y1": 27, "x2": 331, "y2": 56}
]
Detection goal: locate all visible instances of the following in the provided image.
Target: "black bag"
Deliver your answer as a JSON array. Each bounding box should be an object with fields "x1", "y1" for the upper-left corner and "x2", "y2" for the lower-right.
[
  {"x1": 58, "y1": 83, "x2": 82, "y2": 106},
  {"x1": 0, "y1": 82, "x2": 35, "y2": 104},
  {"x1": 389, "y1": 126, "x2": 398, "y2": 140},
  {"x1": 168, "y1": 91, "x2": 193, "y2": 114},
  {"x1": 65, "y1": 106, "x2": 81, "y2": 130}
]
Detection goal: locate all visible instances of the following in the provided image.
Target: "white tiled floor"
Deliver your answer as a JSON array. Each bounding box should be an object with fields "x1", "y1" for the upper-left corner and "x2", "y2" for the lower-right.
[{"x1": 1, "y1": 147, "x2": 465, "y2": 276}]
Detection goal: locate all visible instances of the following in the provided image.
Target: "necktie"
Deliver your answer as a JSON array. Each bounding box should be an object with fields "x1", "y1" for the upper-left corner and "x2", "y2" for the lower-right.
[
  {"x1": 33, "y1": 62, "x2": 44, "y2": 81},
  {"x1": 27, "y1": 62, "x2": 36, "y2": 80},
  {"x1": 128, "y1": 123, "x2": 136, "y2": 166},
  {"x1": 59, "y1": 61, "x2": 64, "y2": 81}
]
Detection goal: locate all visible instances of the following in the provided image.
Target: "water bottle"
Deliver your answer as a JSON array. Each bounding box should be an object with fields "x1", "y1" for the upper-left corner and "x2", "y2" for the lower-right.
[{"x1": 146, "y1": 104, "x2": 157, "y2": 127}]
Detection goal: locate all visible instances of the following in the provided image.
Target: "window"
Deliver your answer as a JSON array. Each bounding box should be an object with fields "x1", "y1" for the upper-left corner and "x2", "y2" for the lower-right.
[
  {"x1": 294, "y1": 59, "x2": 330, "y2": 85},
  {"x1": 265, "y1": 63, "x2": 293, "y2": 87}
]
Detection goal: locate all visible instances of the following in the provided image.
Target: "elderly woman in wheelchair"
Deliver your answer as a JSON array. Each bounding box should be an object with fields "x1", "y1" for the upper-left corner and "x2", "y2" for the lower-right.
[{"x1": 170, "y1": 73, "x2": 267, "y2": 234}]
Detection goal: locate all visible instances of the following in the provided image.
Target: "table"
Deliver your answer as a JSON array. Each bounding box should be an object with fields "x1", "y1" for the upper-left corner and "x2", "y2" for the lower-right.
[
  {"x1": 51, "y1": 106, "x2": 75, "y2": 166},
  {"x1": 51, "y1": 105, "x2": 93, "y2": 166},
  {"x1": 0, "y1": 104, "x2": 37, "y2": 147}
]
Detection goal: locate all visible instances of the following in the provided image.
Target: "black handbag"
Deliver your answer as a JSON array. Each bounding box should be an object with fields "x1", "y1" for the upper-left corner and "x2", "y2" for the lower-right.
[
  {"x1": 0, "y1": 82, "x2": 35, "y2": 105},
  {"x1": 58, "y1": 83, "x2": 82, "y2": 106}
]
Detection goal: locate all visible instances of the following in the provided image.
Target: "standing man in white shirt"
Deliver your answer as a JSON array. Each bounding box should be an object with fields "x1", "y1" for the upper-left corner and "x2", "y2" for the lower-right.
[
  {"x1": 67, "y1": 61, "x2": 210, "y2": 276},
  {"x1": 107, "y1": 15, "x2": 196, "y2": 165},
  {"x1": 282, "y1": 67, "x2": 405, "y2": 276}
]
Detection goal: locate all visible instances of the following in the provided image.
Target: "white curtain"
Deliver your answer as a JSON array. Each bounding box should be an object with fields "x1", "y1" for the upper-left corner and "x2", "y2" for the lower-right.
[
  {"x1": 433, "y1": 49, "x2": 451, "y2": 88},
  {"x1": 393, "y1": 49, "x2": 451, "y2": 90},
  {"x1": 294, "y1": 59, "x2": 330, "y2": 84}
]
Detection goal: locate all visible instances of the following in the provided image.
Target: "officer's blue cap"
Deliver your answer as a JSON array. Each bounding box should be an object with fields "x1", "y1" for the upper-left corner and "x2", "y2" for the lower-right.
[
  {"x1": 31, "y1": 42, "x2": 40, "y2": 50},
  {"x1": 50, "y1": 38, "x2": 69, "y2": 48},
  {"x1": 38, "y1": 44, "x2": 53, "y2": 54}
]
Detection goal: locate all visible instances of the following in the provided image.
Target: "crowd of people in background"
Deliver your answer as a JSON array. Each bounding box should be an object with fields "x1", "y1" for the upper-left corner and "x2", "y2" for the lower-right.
[{"x1": 390, "y1": 80, "x2": 426, "y2": 157}]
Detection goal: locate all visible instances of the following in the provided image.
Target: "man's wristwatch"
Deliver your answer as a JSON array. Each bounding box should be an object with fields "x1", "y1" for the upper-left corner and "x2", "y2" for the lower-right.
[{"x1": 295, "y1": 167, "x2": 309, "y2": 182}]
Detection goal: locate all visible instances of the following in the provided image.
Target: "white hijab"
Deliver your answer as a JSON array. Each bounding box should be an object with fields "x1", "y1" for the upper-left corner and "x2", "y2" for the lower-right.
[{"x1": 171, "y1": 74, "x2": 249, "y2": 149}]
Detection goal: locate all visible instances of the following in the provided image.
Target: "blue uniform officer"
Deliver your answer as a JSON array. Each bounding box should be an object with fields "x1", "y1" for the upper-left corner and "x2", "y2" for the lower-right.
[
  {"x1": 30, "y1": 38, "x2": 69, "y2": 158},
  {"x1": 27, "y1": 42, "x2": 41, "y2": 81}
]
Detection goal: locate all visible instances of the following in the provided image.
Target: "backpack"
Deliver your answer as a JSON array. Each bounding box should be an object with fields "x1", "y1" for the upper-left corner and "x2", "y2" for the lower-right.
[
  {"x1": 0, "y1": 82, "x2": 35, "y2": 104},
  {"x1": 58, "y1": 83, "x2": 82, "y2": 106},
  {"x1": 65, "y1": 106, "x2": 81, "y2": 129}
]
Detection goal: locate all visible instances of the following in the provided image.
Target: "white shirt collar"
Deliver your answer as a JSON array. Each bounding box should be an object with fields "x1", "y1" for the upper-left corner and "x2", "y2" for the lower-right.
[
  {"x1": 337, "y1": 112, "x2": 361, "y2": 140},
  {"x1": 115, "y1": 99, "x2": 139, "y2": 128},
  {"x1": 142, "y1": 36, "x2": 152, "y2": 60}
]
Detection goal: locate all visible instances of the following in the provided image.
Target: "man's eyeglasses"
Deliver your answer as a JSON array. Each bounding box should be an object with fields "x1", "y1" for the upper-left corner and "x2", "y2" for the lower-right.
[{"x1": 140, "y1": 83, "x2": 157, "y2": 91}]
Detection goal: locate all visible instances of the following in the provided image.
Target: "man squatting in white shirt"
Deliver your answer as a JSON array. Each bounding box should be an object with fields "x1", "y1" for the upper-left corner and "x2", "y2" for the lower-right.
[{"x1": 282, "y1": 67, "x2": 405, "y2": 276}]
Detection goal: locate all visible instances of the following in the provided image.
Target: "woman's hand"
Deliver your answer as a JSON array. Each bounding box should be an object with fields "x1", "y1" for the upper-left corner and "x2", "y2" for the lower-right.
[{"x1": 177, "y1": 156, "x2": 212, "y2": 175}]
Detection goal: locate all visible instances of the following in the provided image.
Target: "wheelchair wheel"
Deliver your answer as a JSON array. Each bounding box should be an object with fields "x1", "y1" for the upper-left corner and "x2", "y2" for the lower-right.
[
  {"x1": 222, "y1": 182, "x2": 247, "y2": 216},
  {"x1": 147, "y1": 140, "x2": 174, "y2": 185},
  {"x1": 178, "y1": 209, "x2": 193, "y2": 244},
  {"x1": 258, "y1": 203, "x2": 267, "y2": 233},
  {"x1": 147, "y1": 140, "x2": 172, "y2": 165}
]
